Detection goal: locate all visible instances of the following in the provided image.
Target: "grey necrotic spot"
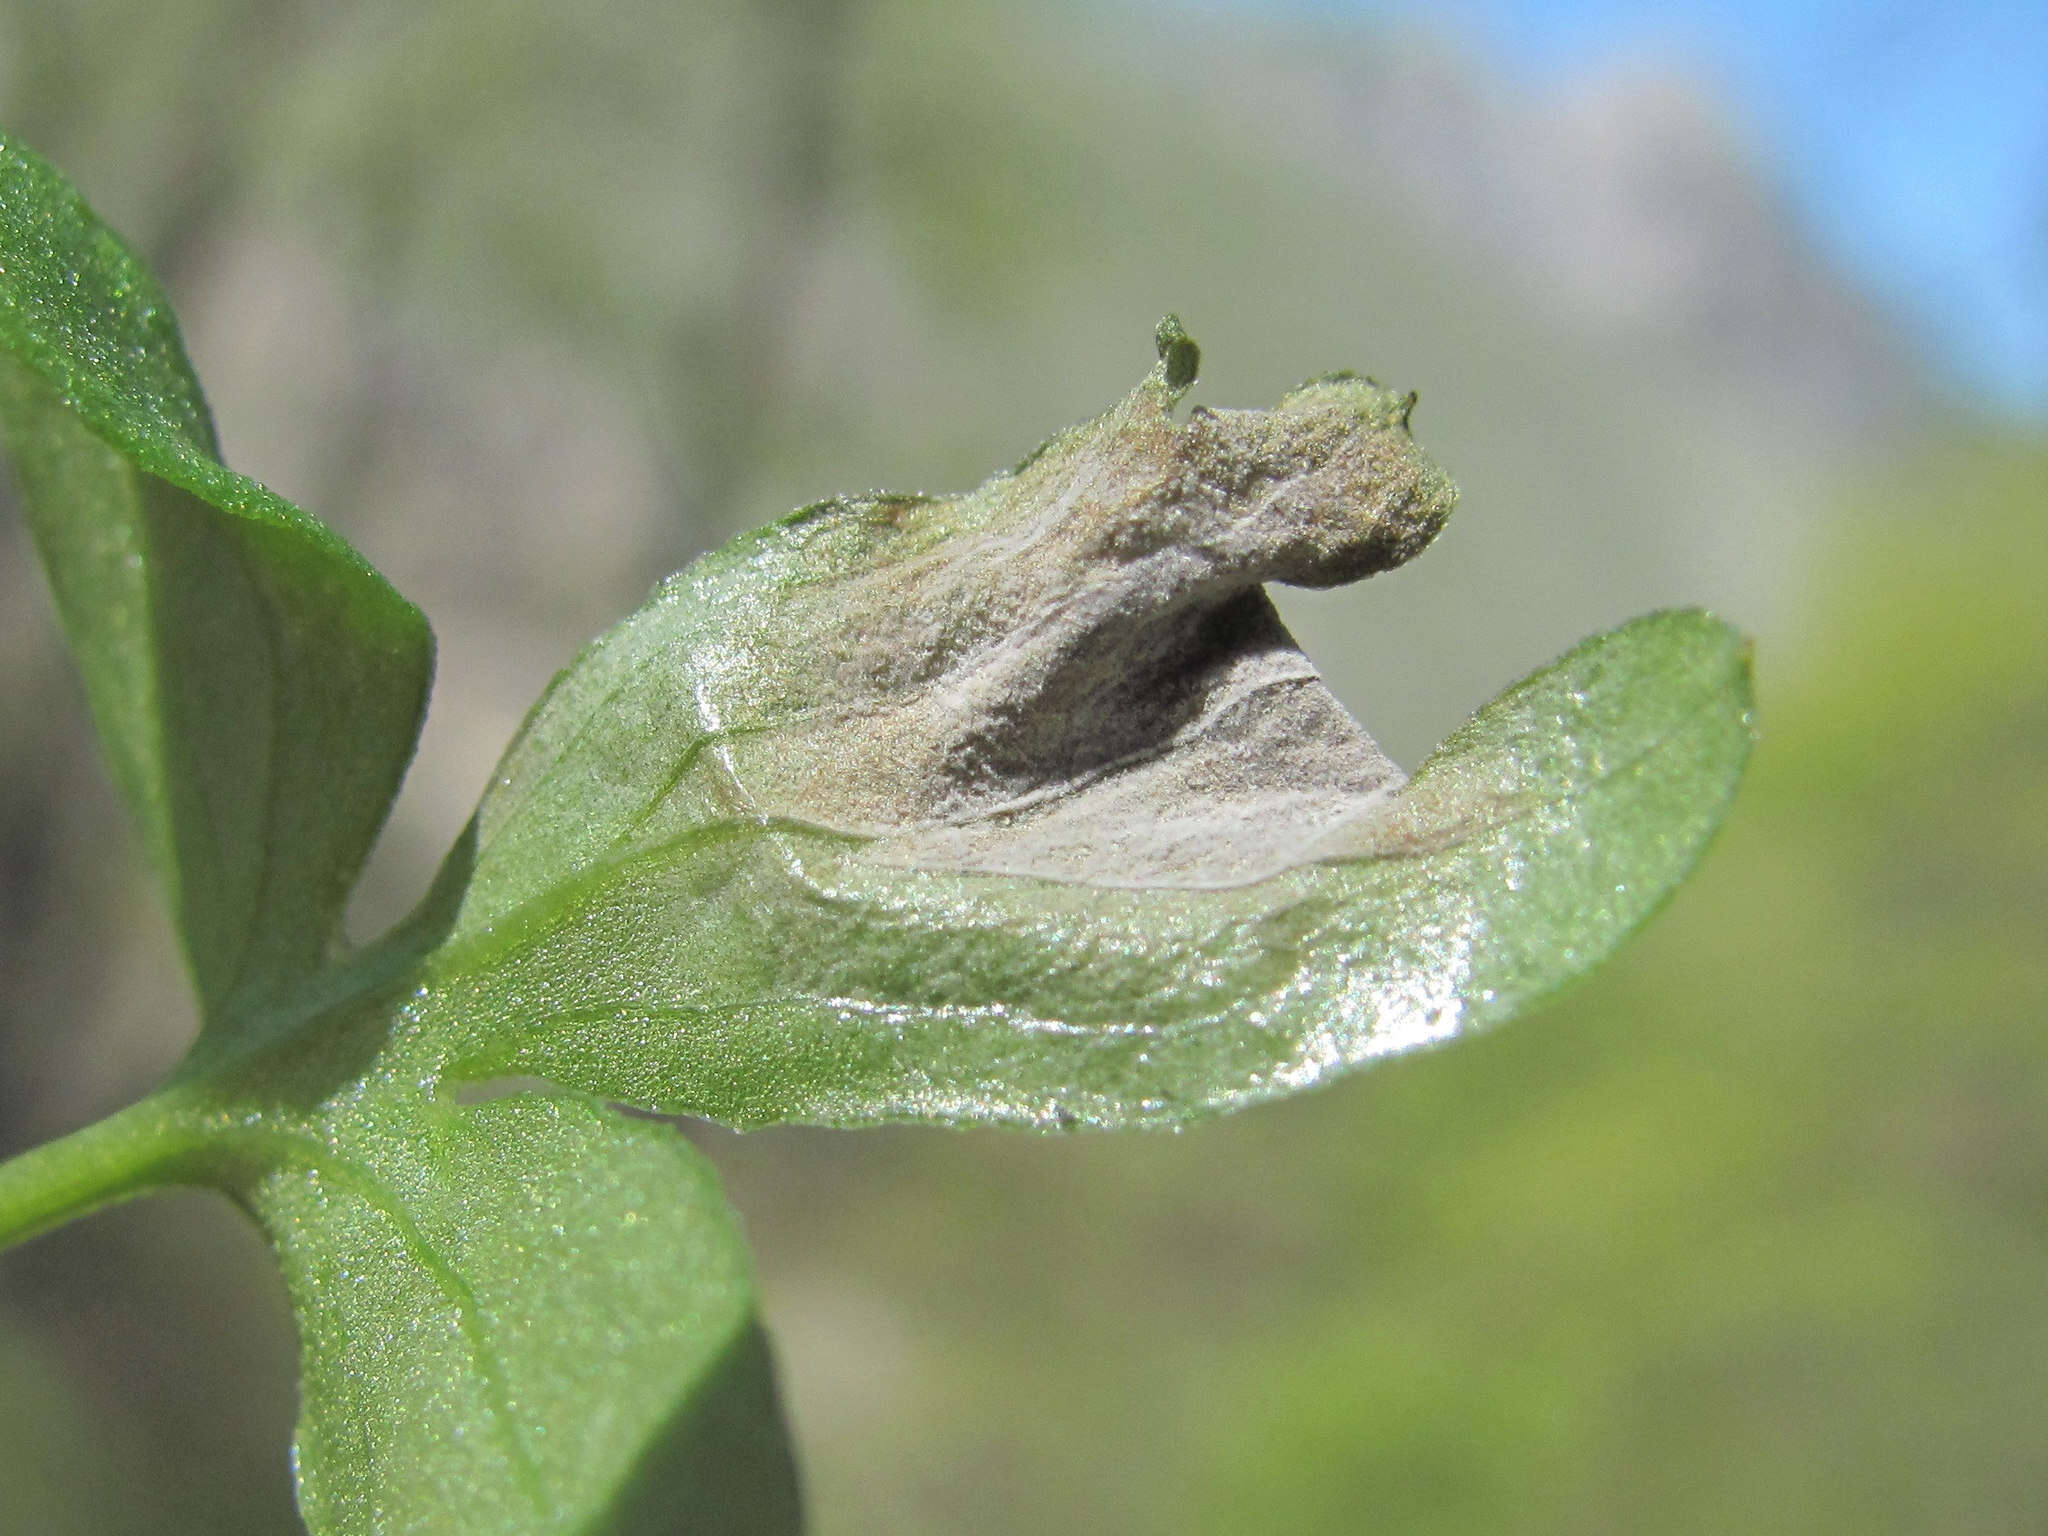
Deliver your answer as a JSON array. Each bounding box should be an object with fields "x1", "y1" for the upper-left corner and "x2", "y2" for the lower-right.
[{"x1": 735, "y1": 328, "x2": 1457, "y2": 890}]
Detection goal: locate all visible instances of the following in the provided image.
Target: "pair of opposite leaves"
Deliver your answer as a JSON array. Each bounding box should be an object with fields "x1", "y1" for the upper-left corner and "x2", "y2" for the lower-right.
[{"x1": 0, "y1": 132, "x2": 1750, "y2": 1536}]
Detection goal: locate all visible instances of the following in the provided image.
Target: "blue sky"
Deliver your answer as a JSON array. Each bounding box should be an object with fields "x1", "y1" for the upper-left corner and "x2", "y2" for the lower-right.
[{"x1": 1221, "y1": 0, "x2": 2048, "y2": 418}]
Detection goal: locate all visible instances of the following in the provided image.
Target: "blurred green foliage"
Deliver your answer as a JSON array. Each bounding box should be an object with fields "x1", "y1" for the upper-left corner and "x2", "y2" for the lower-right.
[
  {"x1": 1180, "y1": 436, "x2": 2048, "y2": 1533},
  {"x1": 1, "y1": 0, "x2": 2042, "y2": 1531}
]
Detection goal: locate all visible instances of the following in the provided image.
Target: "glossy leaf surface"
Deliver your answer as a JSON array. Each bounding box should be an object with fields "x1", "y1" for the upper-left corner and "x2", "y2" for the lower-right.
[
  {"x1": 407, "y1": 337, "x2": 1754, "y2": 1129},
  {"x1": 0, "y1": 133, "x2": 432, "y2": 1025}
]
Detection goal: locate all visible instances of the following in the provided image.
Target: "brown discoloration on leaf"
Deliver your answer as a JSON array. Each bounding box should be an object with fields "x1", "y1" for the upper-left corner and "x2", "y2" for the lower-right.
[{"x1": 715, "y1": 320, "x2": 1458, "y2": 888}]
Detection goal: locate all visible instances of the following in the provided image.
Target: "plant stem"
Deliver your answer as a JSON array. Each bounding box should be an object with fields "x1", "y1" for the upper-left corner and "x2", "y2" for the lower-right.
[{"x1": 0, "y1": 1093, "x2": 201, "y2": 1253}]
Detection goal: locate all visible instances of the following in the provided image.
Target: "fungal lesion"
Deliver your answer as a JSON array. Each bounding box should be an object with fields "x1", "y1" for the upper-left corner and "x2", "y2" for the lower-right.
[{"x1": 732, "y1": 317, "x2": 1459, "y2": 889}]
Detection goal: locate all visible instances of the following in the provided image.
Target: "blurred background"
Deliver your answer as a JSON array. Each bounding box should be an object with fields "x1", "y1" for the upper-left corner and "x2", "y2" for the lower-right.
[{"x1": 1, "y1": 0, "x2": 2043, "y2": 1530}]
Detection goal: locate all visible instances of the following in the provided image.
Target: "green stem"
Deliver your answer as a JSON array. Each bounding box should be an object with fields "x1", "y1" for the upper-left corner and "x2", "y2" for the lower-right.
[{"x1": 0, "y1": 1093, "x2": 203, "y2": 1253}]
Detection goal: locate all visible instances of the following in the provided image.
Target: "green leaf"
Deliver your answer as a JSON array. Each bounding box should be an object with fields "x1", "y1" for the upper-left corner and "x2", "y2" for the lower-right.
[
  {"x1": 402, "y1": 323, "x2": 1753, "y2": 1128},
  {"x1": 236, "y1": 1070, "x2": 797, "y2": 1536},
  {"x1": 0, "y1": 127, "x2": 1743, "y2": 1533},
  {"x1": 0, "y1": 133, "x2": 433, "y2": 1026},
  {"x1": 0, "y1": 133, "x2": 802, "y2": 1536}
]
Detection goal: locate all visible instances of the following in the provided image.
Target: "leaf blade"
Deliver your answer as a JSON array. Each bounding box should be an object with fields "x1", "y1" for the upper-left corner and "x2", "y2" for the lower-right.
[
  {"x1": 246, "y1": 1090, "x2": 799, "y2": 1536},
  {"x1": 405, "y1": 328, "x2": 1752, "y2": 1129},
  {"x1": 0, "y1": 134, "x2": 433, "y2": 1023}
]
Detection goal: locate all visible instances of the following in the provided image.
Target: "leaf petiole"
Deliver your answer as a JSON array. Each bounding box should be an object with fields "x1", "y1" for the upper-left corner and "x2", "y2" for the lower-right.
[{"x1": 0, "y1": 1088, "x2": 216, "y2": 1252}]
